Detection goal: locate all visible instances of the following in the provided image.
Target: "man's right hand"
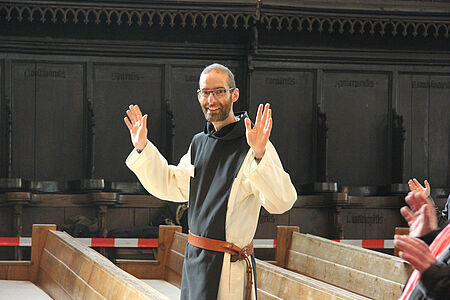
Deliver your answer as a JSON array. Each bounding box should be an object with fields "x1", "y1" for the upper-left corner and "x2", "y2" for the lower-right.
[
  {"x1": 400, "y1": 191, "x2": 438, "y2": 237},
  {"x1": 124, "y1": 104, "x2": 148, "y2": 151}
]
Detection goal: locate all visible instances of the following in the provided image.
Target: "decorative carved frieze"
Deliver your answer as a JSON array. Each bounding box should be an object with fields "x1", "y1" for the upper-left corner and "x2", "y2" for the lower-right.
[
  {"x1": 0, "y1": 2, "x2": 256, "y2": 30},
  {"x1": 0, "y1": 1, "x2": 448, "y2": 38},
  {"x1": 260, "y1": 13, "x2": 450, "y2": 38}
]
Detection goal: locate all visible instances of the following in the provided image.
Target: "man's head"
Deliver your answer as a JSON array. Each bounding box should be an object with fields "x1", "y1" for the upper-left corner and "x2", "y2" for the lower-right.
[{"x1": 198, "y1": 63, "x2": 239, "y2": 129}]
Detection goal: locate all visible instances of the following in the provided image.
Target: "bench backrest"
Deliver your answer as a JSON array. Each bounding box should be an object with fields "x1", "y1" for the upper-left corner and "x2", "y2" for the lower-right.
[
  {"x1": 256, "y1": 258, "x2": 371, "y2": 300},
  {"x1": 285, "y1": 231, "x2": 412, "y2": 299},
  {"x1": 163, "y1": 231, "x2": 187, "y2": 288},
  {"x1": 36, "y1": 225, "x2": 170, "y2": 300}
]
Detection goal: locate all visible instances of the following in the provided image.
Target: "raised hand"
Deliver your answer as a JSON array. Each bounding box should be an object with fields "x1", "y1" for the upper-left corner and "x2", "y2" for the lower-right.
[
  {"x1": 124, "y1": 104, "x2": 148, "y2": 150},
  {"x1": 400, "y1": 191, "x2": 438, "y2": 237},
  {"x1": 394, "y1": 234, "x2": 436, "y2": 274},
  {"x1": 408, "y1": 178, "x2": 431, "y2": 197},
  {"x1": 245, "y1": 103, "x2": 272, "y2": 160}
]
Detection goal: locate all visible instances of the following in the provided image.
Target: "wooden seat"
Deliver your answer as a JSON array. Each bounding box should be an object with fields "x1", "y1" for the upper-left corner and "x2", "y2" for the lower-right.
[
  {"x1": 256, "y1": 259, "x2": 371, "y2": 300},
  {"x1": 117, "y1": 226, "x2": 186, "y2": 299}
]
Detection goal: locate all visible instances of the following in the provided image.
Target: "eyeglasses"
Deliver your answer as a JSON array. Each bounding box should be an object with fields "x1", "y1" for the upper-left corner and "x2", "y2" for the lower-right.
[{"x1": 197, "y1": 88, "x2": 235, "y2": 99}]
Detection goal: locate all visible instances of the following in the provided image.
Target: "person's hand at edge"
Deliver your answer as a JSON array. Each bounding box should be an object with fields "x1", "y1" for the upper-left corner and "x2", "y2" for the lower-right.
[
  {"x1": 394, "y1": 234, "x2": 437, "y2": 274},
  {"x1": 400, "y1": 191, "x2": 438, "y2": 237},
  {"x1": 408, "y1": 178, "x2": 431, "y2": 198}
]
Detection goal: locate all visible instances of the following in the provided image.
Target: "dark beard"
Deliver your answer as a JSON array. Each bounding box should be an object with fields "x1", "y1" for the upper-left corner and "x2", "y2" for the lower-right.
[{"x1": 201, "y1": 96, "x2": 232, "y2": 122}]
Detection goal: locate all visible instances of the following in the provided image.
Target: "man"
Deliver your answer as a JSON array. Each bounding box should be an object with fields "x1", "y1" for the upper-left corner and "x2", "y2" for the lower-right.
[
  {"x1": 124, "y1": 63, "x2": 297, "y2": 299},
  {"x1": 394, "y1": 191, "x2": 450, "y2": 299}
]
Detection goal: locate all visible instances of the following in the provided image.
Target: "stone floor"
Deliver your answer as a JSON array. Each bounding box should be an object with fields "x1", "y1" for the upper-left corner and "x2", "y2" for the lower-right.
[{"x1": 0, "y1": 280, "x2": 52, "y2": 300}]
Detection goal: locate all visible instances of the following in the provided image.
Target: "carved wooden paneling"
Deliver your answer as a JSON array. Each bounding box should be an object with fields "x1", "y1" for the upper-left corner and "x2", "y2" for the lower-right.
[
  {"x1": 22, "y1": 208, "x2": 65, "y2": 236},
  {"x1": 335, "y1": 207, "x2": 406, "y2": 240},
  {"x1": 11, "y1": 62, "x2": 84, "y2": 181},
  {"x1": 11, "y1": 62, "x2": 35, "y2": 180},
  {"x1": 249, "y1": 69, "x2": 314, "y2": 187},
  {"x1": 170, "y1": 66, "x2": 205, "y2": 162},
  {"x1": 0, "y1": 60, "x2": 4, "y2": 178},
  {"x1": 93, "y1": 64, "x2": 163, "y2": 181},
  {"x1": 398, "y1": 74, "x2": 450, "y2": 186},
  {"x1": 107, "y1": 207, "x2": 135, "y2": 231},
  {"x1": 35, "y1": 63, "x2": 84, "y2": 180},
  {"x1": 289, "y1": 207, "x2": 330, "y2": 238},
  {"x1": 0, "y1": 205, "x2": 12, "y2": 237},
  {"x1": 254, "y1": 208, "x2": 289, "y2": 239},
  {"x1": 323, "y1": 71, "x2": 390, "y2": 186}
]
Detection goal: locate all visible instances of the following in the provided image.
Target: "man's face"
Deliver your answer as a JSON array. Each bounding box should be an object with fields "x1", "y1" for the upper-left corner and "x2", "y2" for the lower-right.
[{"x1": 198, "y1": 71, "x2": 235, "y2": 123}]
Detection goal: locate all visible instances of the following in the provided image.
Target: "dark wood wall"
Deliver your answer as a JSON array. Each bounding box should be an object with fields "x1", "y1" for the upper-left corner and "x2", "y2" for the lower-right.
[
  {"x1": 2, "y1": 56, "x2": 449, "y2": 189},
  {"x1": 0, "y1": 1, "x2": 449, "y2": 192},
  {"x1": 0, "y1": 1, "x2": 449, "y2": 262}
]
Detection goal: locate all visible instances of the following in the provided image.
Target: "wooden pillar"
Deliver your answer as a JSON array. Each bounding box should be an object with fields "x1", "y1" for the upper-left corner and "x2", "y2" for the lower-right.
[
  {"x1": 6, "y1": 192, "x2": 31, "y2": 260},
  {"x1": 330, "y1": 192, "x2": 348, "y2": 239},
  {"x1": 13, "y1": 204, "x2": 23, "y2": 260},
  {"x1": 158, "y1": 225, "x2": 182, "y2": 279},
  {"x1": 394, "y1": 227, "x2": 409, "y2": 257},
  {"x1": 90, "y1": 192, "x2": 118, "y2": 256},
  {"x1": 275, "y1": 225, "x2": 299, "y2": 268},
  {"x1": 30, "y1": 224, "x2": 57, "y2": 282}
]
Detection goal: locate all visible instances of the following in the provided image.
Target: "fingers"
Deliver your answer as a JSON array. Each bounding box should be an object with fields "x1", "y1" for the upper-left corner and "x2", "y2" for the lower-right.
[
  {"x1": 254, "y1": 103, "x2": 271, "y2": 131},
  {"x1": 422, "y1": 203, "x2": 438, "y2": 230},
  {"x1": 245, "y1": 117, "x2": 252, "y2": 132},
  {"x1": 413, "y1": 178, "x2": 425, "y2": 190},
  {"x1": 405, "y1": 191, "x2": 429, "y2": 212},
  {"x1": 408, "y1": 179, "x2": 417, "y2": 192},
  {"x1": 124, "y1": 117, "x2": 133, "y2": 130},
  {"x1": 400, "y1": 206, "x2": 415, "y2": 225},
  {"x1": 424, "y1": 180, "x2": 430, "y2": 195},
  {"x1": 264, "y1": 114, "x2": 272, "y2": 138},
  {"x1": 143, "y1": 114, "x2": 148, "y2": 129},
  {"x1": 262, "y1": 103, "x2": 270, "y2": 124},
  {"x1": 127, "y1": 105, "x2": 138, "y2": 125},
  {"x1": 394, "y1": 235, "x2": 436, "y2": 273},
  {"x1": 133, "y1": 105, "x2": 143, "y2": 120},
  {"x1": 398, "y1": 251, "x2": 426, "y2": 273},
  {"x1": 126, "y1": 104, "x2": 147, "y2": 127},
  {"x1": 255, "y1": 104, "x2": 263, "y2": 127}
]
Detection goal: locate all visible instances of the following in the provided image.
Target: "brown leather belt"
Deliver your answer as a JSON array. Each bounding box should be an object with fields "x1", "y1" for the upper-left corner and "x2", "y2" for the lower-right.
[{"x1": 188, "y1": 231, "x2": 254, "y2": 300}]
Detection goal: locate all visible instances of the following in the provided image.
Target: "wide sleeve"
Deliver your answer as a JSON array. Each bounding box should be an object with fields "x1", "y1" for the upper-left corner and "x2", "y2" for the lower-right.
[
  {"x1": 419, "y1": 261, "x2": 450, "y2": 299},
  {"x1": 243, "y1": 141, "x2": 297, "y2": 214},
  {"x1": 125, "y1": 140, "x2": 193, "y2": 203}
]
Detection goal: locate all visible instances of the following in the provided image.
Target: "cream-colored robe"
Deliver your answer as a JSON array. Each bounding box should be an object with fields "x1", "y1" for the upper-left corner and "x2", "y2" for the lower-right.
[{"x1": 126, "y1": 139, "x2": 297, "y2": 299}]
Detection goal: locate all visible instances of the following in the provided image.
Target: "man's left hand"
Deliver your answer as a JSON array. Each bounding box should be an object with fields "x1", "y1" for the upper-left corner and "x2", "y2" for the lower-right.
[
  {"x1": 245, "y1": 103, "x2": 272, "y2": 160},
  {"x1": 394, "y1": 234, "x2": 437, "y2": 274}
]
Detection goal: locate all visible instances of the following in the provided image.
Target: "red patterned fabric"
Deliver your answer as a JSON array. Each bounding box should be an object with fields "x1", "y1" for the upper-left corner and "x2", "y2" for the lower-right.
[{"x1": 399, "y1": 224, "x2": 450, "y2": 300}]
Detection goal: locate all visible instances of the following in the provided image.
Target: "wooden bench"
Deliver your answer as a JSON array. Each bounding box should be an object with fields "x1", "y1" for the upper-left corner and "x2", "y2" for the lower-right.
[
  {"x1": 272, "y1": 226, "x2": 413, "y2": 300},
  {"x1": 117, "y1": 225, "x2": 185, "y2": 299},
  {"x1": 118, "y1": 225, "x2": 413, "y2": 300},
  {"x1": 0, "y1": 224, "x2": 171, "y2": 300}
]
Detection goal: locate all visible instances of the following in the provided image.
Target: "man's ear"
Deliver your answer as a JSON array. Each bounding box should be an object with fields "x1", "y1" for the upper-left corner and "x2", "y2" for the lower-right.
[{"x1": 232, "y1": 88, "x2": 239, "y2": 103}]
